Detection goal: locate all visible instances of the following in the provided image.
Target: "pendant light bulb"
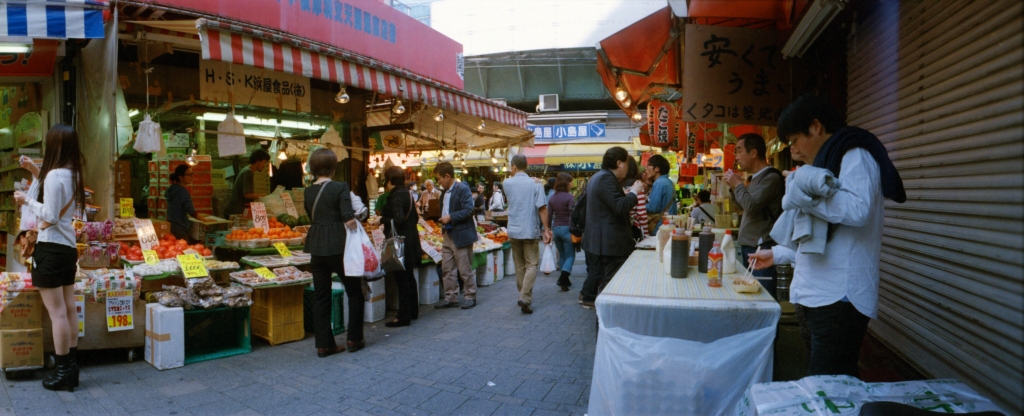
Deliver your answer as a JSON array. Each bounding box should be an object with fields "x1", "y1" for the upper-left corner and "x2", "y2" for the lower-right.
[
  {"x1": 491, "y1": 156, "x2": 497, "y2": 164},
  {"x1": 433, "y1": 110, "x2": 444, "y2": 122},
  {"x1": 477, "y1": 119, "x2": 485, "y2": 130},
  {"x1": 631, "y1": 112, "x2": 643, "y2": 122},
  {"x1": 621, "y1": 98, "x2": 632, "y2": 108},
  {"x1": 335, "y1": 85, "x2": 350, "y2": 104},
  {"x1": 278, "y1": 150, "x2": 288, "y2": 160},
  {"x1": 615, "y1": 88, "x2": 628, "y2": 102},
  {"x1": 393, "y1": 99, "x2": 406, "y2": 115},
  {"x1": 186, "y1": 149, "x2": 199, "y2": 166}
]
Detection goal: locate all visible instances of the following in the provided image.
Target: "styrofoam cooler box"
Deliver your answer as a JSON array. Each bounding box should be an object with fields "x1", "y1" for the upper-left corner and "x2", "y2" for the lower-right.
[
  {"x1": 491, "y1": 250, "x2": 504, "y2": 283},
  {"x1": 504, "y1": 248, "x2": 516, "y2": 276},
  {"x1": 416, "y1": 266, "x2": 439, "y2": 305},
  {"x1": 363, "y1": 278, "x2": 386, "y2": 323},
  {"x1": 145, "y1": 304, "x2": 184, "y2": 370},
  {"x1": 476, "y1": 251, "x2": 496, "y2": 286}
]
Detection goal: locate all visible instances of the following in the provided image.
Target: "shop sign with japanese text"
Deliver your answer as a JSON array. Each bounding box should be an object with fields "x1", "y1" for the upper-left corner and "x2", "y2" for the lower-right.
[
  {"x1": 199, "y1": 60, "x2": 311, "y2": 112},
  {"x1": 527, "y1": 124, "x2": 605, "y2": 140},
  {"x1": 683, "y1": 24, "x2": 789, "y2": 126}
]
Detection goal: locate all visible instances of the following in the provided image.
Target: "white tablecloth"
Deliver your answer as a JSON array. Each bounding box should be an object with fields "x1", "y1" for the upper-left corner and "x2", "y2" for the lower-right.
[{"x1": 589, "y1": 250, "x2": 781, "y2": 416}]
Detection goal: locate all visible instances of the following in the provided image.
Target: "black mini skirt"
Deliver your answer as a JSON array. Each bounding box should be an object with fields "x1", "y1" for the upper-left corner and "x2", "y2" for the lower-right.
[{"x1": 32, "y1": 242, "x2": 78, "y2": 288}]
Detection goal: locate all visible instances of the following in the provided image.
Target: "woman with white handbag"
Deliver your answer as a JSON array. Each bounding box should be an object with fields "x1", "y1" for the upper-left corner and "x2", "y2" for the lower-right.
[{"x1": 378, "y1": 166, "x2": 422, "y2": 328}]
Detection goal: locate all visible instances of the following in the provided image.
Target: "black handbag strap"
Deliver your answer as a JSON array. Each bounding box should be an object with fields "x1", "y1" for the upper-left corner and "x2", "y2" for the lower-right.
[{"x1": 310, "y1": 180, "x2": 330, "y2": 223}]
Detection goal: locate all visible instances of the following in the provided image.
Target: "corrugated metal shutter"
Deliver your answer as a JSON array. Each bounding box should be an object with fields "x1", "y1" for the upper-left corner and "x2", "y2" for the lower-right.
[{"x1": 845, "y1": 0, "x2": 1023, "y2": 413}]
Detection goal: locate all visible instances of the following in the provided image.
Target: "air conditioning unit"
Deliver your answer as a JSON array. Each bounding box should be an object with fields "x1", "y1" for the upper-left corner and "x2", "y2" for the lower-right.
[
  {"x1": 538, "y1": 94, "x2": 559, "y2": 112},
  {"x1": 490, "y1": 98, "x2": 507, "y2": 106}
]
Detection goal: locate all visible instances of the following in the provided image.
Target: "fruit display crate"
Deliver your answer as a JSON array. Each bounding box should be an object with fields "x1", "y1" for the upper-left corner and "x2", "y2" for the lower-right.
[
  {"x1": 251, "y1": 285, "x2": 306, "y2": 346},
  {"x1": 183, "y1": 306, "x2": 251, "y2": 364}
]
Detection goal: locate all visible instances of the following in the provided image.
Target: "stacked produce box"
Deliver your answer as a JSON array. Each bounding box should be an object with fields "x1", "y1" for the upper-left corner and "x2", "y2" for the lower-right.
[
  {"x1": 147, "y1": 155, "x2": 213, "y2": 220},
  {"x1": 0, "y1": 273, "x2": 43, "y2": 372}
]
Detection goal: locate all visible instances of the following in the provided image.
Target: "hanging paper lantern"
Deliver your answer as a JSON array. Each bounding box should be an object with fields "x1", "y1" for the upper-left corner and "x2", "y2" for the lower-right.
[{"x1": 638, "y1": 124, "x2": 652, "y2": 147}]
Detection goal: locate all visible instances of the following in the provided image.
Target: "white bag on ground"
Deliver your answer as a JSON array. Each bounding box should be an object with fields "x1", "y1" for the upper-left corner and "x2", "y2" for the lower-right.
[{"x1": 540, "y1": 243, "x2": 556, "y2": 274}]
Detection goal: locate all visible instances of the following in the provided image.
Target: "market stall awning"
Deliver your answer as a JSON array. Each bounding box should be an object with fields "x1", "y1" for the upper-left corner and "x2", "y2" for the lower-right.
[
  {"x1": 366, "y1": 108, "x2": 533, "y2": 152},
  {"x1": 524, "y1": 143, "x2": 635, "y2": 166},
  {"x1": 596, "y1": 7, "x2": 679, "y2": 112},
  {"x1": 687, "y1": 0, "x2": 793, "y2": 30},
  {"x1": 197, "y1": 20, "x2": 530, "y2": 129},
  {"x1": 0, "y1": 0, "x2": 107, "y2": 39}
]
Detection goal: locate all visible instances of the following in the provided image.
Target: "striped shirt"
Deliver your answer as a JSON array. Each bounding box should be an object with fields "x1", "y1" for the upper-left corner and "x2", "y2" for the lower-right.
[{"x1": 631, "y1": 189, "x2": 648, "y2": 237}]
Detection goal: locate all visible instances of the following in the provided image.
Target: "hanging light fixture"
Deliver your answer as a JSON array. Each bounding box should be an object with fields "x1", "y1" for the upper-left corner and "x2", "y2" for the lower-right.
[
  {"x1": 335, "y1": 85, "x2": 350, "y2": 104},
  {"x1": 433, "y1": 110, "x2": 445, "y2": 122},
  {"x1": 392, "y1": 99, "x2": 406, "y2": 115},
  {"x1": 621, "y1": 98, "x2": 632, "y2": 108},
  {"x1": 492, "y1": 166, "x2": 499, "y2": 173},
  {"x1": 632, "y1": 111, "x2": 643, "y2": 122},
  {"x1": 501, "y1": 165, "x2": 507, "y2": 173},
  {"x1": 186, "y1": 148, "x2": 199, "y2": 166},
  {"x1": 614, "y1": 87, "x2": 628, "y2": 102},
  {"x1": 437, "y1": 151, "x2": 445, "y2": 162},
  {"x1": 277, "y1": 140, "x2": 288, "y2": 160},
  {"x1": 477, "y1": 119, "x2": 485, "y2": 130}
]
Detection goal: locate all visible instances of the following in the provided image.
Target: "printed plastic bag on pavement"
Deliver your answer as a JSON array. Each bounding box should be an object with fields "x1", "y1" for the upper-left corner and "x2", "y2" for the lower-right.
[{"x1": 540, "y1": 243, "x2": 556, "y2": 274}]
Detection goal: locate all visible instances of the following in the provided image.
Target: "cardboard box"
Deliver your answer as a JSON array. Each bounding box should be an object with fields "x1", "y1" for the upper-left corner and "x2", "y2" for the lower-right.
[
  {"x1": 0, "y1": 328, "x2": 43, "y2": 369},
  {"x1": 145, "y1": 304, "x2": 184, "y2": 370},
  {"x1": 0, "y1": 292, "x2": 42, "y2": 330},
  {"x1": 363, "y1": 279, "x2": 385, "y2": 323},
  {"x1": 417, "y1": 266, "x2": 439, "y2": 305},
  {"x1": 188, "y1": 216, "x2": 230, "y2": 241}
]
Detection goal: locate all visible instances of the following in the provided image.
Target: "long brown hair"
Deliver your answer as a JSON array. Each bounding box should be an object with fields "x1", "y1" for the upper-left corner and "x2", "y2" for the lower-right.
[{"x1": 36, "y1": 124, "x2": 86, "y2": 211}]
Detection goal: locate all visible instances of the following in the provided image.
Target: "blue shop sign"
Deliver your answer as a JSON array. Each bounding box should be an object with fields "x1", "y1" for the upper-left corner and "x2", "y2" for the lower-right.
[
  {"x1": 560, "y1": 163, "x2": 601, "y2": 171},
  {"x1": 528, "y1": 123, "x2": 605, "y2": 140}
]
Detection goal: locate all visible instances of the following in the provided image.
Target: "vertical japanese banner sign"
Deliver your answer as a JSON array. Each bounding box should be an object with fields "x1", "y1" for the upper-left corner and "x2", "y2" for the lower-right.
[
  {"x1": 669, "y1": 105, "x2": 685, "y2": 152},
  {"x1": 106, "y1": 290, "x2": 134, "y2": 332},
  {"x1": 647, "y1": 100, "x2": 676, "y2": 149},
  {"x1": 682, "y1": 24, "x2": 789, "y2": 126},
  {"x1": 75, "y1": 295, "x2": 85, "y2": 337}
]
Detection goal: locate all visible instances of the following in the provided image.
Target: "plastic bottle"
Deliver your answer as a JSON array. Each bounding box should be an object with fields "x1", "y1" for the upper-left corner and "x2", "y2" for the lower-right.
[
  {"x1": 721, "y1": 230, "x2": 736, "y2": 274},
  {"x1": 656, "y1": 218, "x2": 674, "y2": 262},
  {"x1": 707, "y1": 242, "x2": 723, "y2": 287},
  {"x1": 670, "y1": 229, "x2": 690, "y2": 279},
  {"x1": 698, "y1": 226, "x2": 714, "y2": 273},
  {"x1": 663, "y1": 237, "x2": 673, "y2": 275}
]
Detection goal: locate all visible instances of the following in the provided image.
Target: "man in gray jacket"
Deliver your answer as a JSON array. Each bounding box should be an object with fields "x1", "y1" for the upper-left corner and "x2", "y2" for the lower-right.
[{"x1": 724, "y1": 133, "x2": 784, "y2": 296}]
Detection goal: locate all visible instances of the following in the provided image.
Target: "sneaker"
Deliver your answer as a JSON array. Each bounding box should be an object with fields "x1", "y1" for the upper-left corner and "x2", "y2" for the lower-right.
[
  {"x1": 518, "y1": 300, "x2": 533, "y2": 314},
  {"x1": 578, "y1": 294, "x2": 584, "y2": 304},
  {"x1": 582, "y1": 299, "x2": 595, "y2": 309},
  {"x1": 434, "y1": 300, "x2": 458, "y2": 309},
  {"x1": 460, "y1": 299, "x2": 476, "y2": 309}
]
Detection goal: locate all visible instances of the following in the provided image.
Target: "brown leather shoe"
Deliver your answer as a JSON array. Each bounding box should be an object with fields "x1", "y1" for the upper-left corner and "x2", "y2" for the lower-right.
[
  {"x1": 346, "y1": 340, "x2": 366, "y2": 353},
  {"x1": 317, "y1": 345, "x2": 344, "y2": 358},
  {"x1": 518, "y1": 300, "x2": 533, "y2": 314}
]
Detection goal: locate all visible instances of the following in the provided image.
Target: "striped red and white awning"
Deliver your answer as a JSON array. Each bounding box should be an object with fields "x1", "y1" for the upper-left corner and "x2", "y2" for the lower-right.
[{"x1": 198, "y1": 20, "x2": 529, "y2": 129}]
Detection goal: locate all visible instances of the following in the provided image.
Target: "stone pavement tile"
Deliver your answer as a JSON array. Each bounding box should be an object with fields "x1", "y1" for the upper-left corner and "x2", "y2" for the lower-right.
[
  {"x1": 397, "y1": 362, "x2": 441, "y2": 379},
  {"x1": 495, "y1": 337, "x2": 528, "y2": 349},
  {"x1": 8, "y1": 398, "x2": 67, "y2": 416},
  {"x1": 424, "y1": 366, "x2": 468, "y2": 384},
  {"x1": 416, "y1": 390, "x2": 470, "y2": 414},
  {"x1": 542, "y1": 383, "x2": 585, "y2": 405},
  {"x1": 459, "y1": 388, "x2": 493, "y2": 400},
  {"x1": 557, "y1": 403, "x2": 589, "y2": 415},
  {"x1": 266, "y1": 400, "x2": 326, "y2": 416},
  {"x1": 387, "y1": 384, "x2": 439, "y2": 407},
  {"x1": 226, "y1": 409, "x2": 264, "y2": 416},
  {"x1": 341, "y1": 408, "x2": 375, "y2": 416},
  {"x1": 365, "y1": 396, "x2": 401, "y2": 410},
  {"x1": 519, "y1": 351, "x2": 553, "y2": 365},
  {"x1": 479, "y1": 376, "x2": 525, "y2": 397},
  {"x1": 521, "y1": 340, "x2": 553, "y2": 352},
  {"x1": 157, "y1": 380, "x2": 207, "y2": 397},
  {"x1": 492, "y1": 402, "x2": 535, "y2": 416},
  {"x1": 129, "y1": 405, "x2": 195, "y2": 416},
  {"x1": 403, "y1": 376, "x2": 435, "y2": 387},
  {"x1": 450, "y1": 397, "x2": 501, "y2": 416},
  {"x1": 490, "y1": 394, "x2": 526, "y2": 406},
  {"x1": 531, "y1": 409, "x2": 570, "y2": 416},
  {"x1": 575, "y1": 386, "x2": 591, "y2": 407},
  {"x1": 523, "y1": 399, "x2": 560, "y2": 410},
  {"x1": 338, "y1": 397, "x2": 374, "y2": 412},
  {"x1": 511, "y1": 380, "x2": 554, "y2": 401},
  {"x1": 170, "y1": 388, "x2": 227, "y2": 408},
  {"x1": 186, "y1": 399, "x2": 250, "y2": 416},
  {"x1": 222, "y1": 385, "x2": 295, "y2": 412}
]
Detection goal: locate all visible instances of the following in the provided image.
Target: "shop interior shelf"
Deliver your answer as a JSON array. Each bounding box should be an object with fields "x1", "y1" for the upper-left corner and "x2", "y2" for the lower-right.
[{"x1": 183, "y1": 306, "x2": 251, "y2": 365}]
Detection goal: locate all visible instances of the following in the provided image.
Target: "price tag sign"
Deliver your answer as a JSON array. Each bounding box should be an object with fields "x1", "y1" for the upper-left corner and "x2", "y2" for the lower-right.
[
  {"x1": 280, "y1": 193, "x2": 299, "y2": 218},
  {"x1": 143, "y1": 250, "x2": 159, "y2": 265},
  {"x1": 133, "y1": 219, "x2": 159, "y2": 251},
  {"x1": 75, "y1": 295, "x2": 85, "y2": 338},
  {"x1": 421, "y1": 240, "x2": 442, "y2": 263},
  {"x1": 371, "y1": 228, "x2": 386, "y2": 253},
  {"x1": 251, "y1": 202, "x2": 269, "y2": 232},
  {"x1": 120, "y1": 198, "x2": 135, "y2": 219},
  {"x1": 254, "y1": 267, "x2": 277, "y2": 280},
  {"x1": 177, "y1": 254, "x2": 209, "y2": 278},
  {"x1": 418, "y1": 218, "x2": 434, "y2": 233},
  {"x1": 183, "y1": 248, "x2": 198, "y2": 256},
  {"x1": 274, "y1": 242, "x2": 292, "y2": 257},
  {"x1": 106, "y1": 290, "x2": 134, "y2": 332}
]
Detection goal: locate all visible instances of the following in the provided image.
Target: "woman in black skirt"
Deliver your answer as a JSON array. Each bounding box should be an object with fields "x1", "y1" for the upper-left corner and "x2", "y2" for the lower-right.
[
  {"x1": 13, "y1": 124, "x2": 86, "y2": 391},
  {"x1": 303, "y1": 148, "x2": 365, "y2": 357},
  {"x1": 379, "y1": 166, "x2": 422, "y2": 327}
]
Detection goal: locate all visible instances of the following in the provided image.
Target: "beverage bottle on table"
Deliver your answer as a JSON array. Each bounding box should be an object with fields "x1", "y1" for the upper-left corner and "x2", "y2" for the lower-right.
[
  {"x1": 707, "y1": 242, "x2": 723, "y2": 287},
  {"x1": 670, "y1": 229, "x2": 689, "y2": 279},
  {"x1": 657, "y1": 218, "x2": 673, "y2": 262},
  {"x1": 698, "y1": 226, "x2": 714, "y2": 273}
]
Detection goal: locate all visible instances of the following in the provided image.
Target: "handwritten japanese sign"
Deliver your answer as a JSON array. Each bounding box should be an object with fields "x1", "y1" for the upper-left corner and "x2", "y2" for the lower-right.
[
  {"x1": 254, "y1": 267, "x2": 276, "y2": 280},
  {"x1": 106, "y1": 290, "x2": 134, "y2": 332},
  {"x1": 133, "y1": 219, "x2": 159, "y2": 251},
  {"x1": 251, "y1": 203, "x2": 270, "y2": 233},
  {"x1": 199, "y1": 60, "x2": 311, "y2": 112},
  {"x1": 120, "y1": 198, "x2": 134, "y2": 219},
  {"x1": 683, "y1": 25, "x2": 789, "y2": 126},
  {"x1": 178, "y1": 254, "x2": 209, "y2": 278},
  {"x1": 280, "y1": 193, "x2": 299, "y2": 218},
  {"x1": 143, "y1": 250, "x2": 160, "y2": 265},
  {"x1": 274, "y1": 242, "x2": 292, "y2": 258}
]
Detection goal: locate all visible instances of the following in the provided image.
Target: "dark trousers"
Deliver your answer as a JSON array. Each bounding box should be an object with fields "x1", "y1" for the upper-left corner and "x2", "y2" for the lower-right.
[
  {"x1": 580, "y1": 251, "x2": 629, "y2": 302},
  {"x1": 310, "y1": 254, "x2": 364, "y2": 348},
  {"x1": 802, "y1": 301, "x2": 871, "y2": 377},
  {"x1": 741, "y1": 245, "x2": 777, "y2": 299},
  {"x1": 392, "y1": 269, "x2": 419, "y2": 322}
]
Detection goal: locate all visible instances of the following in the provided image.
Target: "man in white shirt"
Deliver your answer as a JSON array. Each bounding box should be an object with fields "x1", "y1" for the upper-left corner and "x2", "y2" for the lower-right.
[{"x1": 750, "y1": 95, "x2": 906, "y2": 377}]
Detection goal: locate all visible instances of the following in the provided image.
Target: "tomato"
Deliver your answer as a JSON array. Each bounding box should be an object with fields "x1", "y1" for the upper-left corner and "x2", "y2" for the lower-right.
[
  {"x1": 201, "y1": 248, "x2": 212, "y2": 256},
  {"x1": 176, "y1": 240, "x2": 188, "y2": 248}
]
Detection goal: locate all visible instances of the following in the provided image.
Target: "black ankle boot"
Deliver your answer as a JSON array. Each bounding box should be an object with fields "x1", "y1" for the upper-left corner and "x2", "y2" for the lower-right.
[
  {"x1": 558, "y1": 271, "x2": 571, "y2": 291},
  {"x1": 42, "y1": 353, "x2": 75, "y2": 392},
  {"x1": 68, "y1": 347, "x2": 79, "y2": 388}
]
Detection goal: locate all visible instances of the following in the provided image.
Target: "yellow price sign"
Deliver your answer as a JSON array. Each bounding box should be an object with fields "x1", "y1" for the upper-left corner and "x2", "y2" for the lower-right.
[
  {"x1": 120, "y1": 198, "x2": 134, "y2": 219},
  {"x1": 143, "y1": 250, "x2": 159, "y2": 265},
  {"x1": 274, "y1": 242, "x2": 292, "y2": 257},
  {"x1": 177, "y1": 254, "x2": 209, "y2": 278},
  {"x1": 254, "y1": 267, "x2": 276, "y2": 280},
  {"x1": 105, "y1": 290, "x2": 134, "y2": 332}
]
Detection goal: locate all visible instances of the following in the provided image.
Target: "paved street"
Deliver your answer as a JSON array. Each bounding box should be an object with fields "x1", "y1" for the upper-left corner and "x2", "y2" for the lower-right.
[{"x1": 0, "y1": 259, "x2": 597, "y2": 416}]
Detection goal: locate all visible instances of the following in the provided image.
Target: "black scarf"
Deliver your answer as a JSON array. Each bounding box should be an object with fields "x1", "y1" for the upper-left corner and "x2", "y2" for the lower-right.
[{"x1": 812, "y1": 126, "x2": 907, "y2": 203}]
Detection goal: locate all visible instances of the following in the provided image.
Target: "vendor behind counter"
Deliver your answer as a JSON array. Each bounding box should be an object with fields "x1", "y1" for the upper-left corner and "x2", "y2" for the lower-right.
[
  {"x1": 223, "y1": 150, "x2": 270, "y2": 218},
  {"x1": 166, "y1": 164, "x2": 206, "y2": 242}
]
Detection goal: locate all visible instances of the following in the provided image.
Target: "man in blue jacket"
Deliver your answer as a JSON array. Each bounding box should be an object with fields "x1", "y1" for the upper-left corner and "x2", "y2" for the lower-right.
[
  {"x1": 644, "y1": 154, "x2": 677, "y2": 233},
  {"x1": 433, "y1": 162, "x2": 479, "y2": 309}
]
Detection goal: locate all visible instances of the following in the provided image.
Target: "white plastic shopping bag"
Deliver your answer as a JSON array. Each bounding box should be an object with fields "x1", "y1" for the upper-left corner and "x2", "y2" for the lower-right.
[
  {"x1": 540, "y1": 243, "x2": 556, "y2": 274},
  {"x1": 217, "y1": 112, "x2": 246, "y2": 157},
  {"x1": 133, "y1": 114, "x2": 163, "y2": 153},
  {"x1": 344, "y1": 222, "x2": 382, "y2": 279}
]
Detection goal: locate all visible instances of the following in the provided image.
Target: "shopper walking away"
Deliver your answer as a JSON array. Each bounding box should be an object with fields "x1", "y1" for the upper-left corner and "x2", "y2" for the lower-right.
[
  {"x1": 580, "y1": 148, "x2": 641, "y2": 309},
  {"x1": 13, "y1": 124, "x2": 86, "y2": 391},
  {"x1": 723, "y1": 133, "x2": 784, "y2": 296},
  {"x1": 548, "y1": 173, "x2": 576, "y2": 292},
  {"x1": 223, "y1": 149, "x2": 270, "y2": 217},
  {"x1": 304, "y1": 148, "x2": 365, "y2": 356},
  {"x1": 166, "y1": 164, "x2": 207, "y2": 243},
  {"x1": 489, "y1": 182, "x2": 505, "y2": 212},
  {"x1": 379, "y1": 166, "x2": 422, "y2": 327},
  {"x1": 503, "y1": 155, "x2": 552, "y2": 314},
  {"x1": 749, "y1": 94, "x2": 906, "y2": 377},
  {"x1": 433, "y1": 162, "x2": 478, "y2": 310}
]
